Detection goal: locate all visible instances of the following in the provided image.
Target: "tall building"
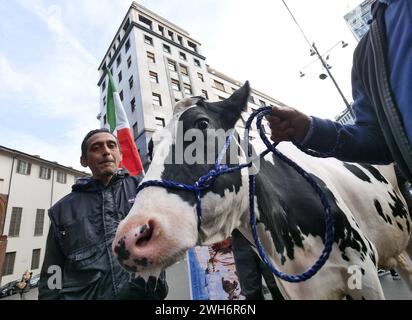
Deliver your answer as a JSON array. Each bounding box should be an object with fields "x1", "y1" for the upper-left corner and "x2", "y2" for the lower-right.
[
  {"x1": 0, "y1": 146, "x2": 88, "y2": 286},
  {"x1": 337, "y1": 0, "x2": 375, "y2": 123},
  {"x1": 344, "y1": 0, "x2": 374, "y2": 41},
  {"x1": 97, "y1": 2, "x2": 284, "y2": 166}
]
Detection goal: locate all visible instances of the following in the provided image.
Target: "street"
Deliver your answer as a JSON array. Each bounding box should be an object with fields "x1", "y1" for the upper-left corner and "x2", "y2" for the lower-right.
[{"x1": 2, "y1": 259, "x2": 411, "y2": 300}]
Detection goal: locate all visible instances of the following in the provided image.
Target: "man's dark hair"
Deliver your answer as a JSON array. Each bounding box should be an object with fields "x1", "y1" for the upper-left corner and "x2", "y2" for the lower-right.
[{"x1": 81, "y1": 128, "x2": 119, "y2": 158}]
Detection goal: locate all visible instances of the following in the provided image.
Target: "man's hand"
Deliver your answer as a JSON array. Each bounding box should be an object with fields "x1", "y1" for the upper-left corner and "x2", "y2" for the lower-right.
[{"x1": 266, "y1": 106, "x2": 311, "y2": 144}]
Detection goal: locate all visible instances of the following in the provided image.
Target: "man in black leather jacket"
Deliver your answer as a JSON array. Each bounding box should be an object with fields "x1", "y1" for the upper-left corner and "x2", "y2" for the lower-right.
[{"x1": 38, "y1": 129, "x2": 168, "y2": 300}]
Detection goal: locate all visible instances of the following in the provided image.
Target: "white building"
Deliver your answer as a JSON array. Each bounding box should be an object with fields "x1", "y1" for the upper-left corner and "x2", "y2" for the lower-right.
[
  {"x1": 344, "y1": 0, "x2": 374, "y2": 41},
  {"x1": 0, "y1": 146, "x2": 88, "y2": 286},
  {"x1": 97, "y1": 2, "x2": 282, "y2": 166}
]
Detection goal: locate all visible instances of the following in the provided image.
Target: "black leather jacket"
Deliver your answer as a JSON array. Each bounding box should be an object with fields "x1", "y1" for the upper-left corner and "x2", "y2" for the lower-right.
[{"x1": 38, "y1": 169, "x2": 168, "y2": 300}]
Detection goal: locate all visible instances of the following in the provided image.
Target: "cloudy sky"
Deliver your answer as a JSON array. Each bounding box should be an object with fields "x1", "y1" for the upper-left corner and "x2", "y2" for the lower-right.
[{"x1": 0, "y1": 0, "x2": 364, "y2": 171}]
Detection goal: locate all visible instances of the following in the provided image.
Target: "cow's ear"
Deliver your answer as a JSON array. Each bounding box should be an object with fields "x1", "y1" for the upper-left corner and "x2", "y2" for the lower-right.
[
  {"x1": 219, "y1": 81, "x2": 250, "y2": 128},
  {"x1": 228, "y1": 81, "x2": 250, "y2": 114}
]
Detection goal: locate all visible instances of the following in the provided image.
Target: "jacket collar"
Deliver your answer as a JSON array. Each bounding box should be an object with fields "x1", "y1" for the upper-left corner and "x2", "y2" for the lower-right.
[{"x1": 72, "y1": 168, "x2": 130, "y2": 192}]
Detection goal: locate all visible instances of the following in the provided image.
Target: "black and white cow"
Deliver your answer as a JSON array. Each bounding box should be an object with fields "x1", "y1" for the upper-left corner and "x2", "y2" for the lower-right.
[{"x1": 113, "y1": 82, "x2": 412, "y2": 299}]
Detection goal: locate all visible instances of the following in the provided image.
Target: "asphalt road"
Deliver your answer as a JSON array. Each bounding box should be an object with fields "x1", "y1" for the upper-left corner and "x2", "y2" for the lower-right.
[{"x1": 2, "y1": 260, "x2": 411, "y2": 300}]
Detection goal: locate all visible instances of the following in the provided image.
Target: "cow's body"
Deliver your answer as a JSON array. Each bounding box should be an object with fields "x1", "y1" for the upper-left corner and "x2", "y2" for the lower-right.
[
  {"x1": 113, "y1": 82, "x2": 412, "y2": 299},
  {"x1": 236, "y1": 139, "x2": 411, "y2": 299}
]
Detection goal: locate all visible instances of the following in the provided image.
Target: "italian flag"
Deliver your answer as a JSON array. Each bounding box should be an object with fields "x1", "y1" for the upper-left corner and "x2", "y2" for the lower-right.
[{"x1": 105, "y1": 70, "x2": 144, "y2": 176}]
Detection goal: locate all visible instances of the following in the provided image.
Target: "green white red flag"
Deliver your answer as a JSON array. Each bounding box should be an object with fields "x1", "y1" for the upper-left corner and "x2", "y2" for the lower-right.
[{"x1": 104, "y1": 70, "x2": 144, "y2": 176}]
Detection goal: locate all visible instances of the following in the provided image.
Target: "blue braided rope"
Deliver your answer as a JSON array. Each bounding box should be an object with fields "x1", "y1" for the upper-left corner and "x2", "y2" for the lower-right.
[
  {"x1": 247, "y1": 108, "x2": 335, "y2": 282},
  {"x1": 135, "y1": 106, "x2": 335, "y2": 282}
]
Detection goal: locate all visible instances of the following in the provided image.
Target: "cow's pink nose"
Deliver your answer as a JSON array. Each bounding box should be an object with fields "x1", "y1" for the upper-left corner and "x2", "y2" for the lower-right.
[
  {"x1": 113, "y1": 219, "x2": 156, "y2": 267},
  {"x1": 126, "y1": 220, "x2": 154, "y2": 249}
]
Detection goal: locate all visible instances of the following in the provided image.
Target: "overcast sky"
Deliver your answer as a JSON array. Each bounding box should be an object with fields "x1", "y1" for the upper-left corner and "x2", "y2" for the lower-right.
[{"x1": 0, "y1": 0, "x2": 364, "y2": 171}]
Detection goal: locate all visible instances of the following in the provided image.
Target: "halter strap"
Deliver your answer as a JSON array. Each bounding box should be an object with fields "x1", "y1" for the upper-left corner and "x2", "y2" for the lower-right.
[{"x1": 135, "y1": 107, "x2": 335, "y2": 282}]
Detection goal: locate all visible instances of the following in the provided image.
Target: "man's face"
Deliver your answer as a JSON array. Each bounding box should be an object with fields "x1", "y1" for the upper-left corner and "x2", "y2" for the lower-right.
[{"x1": 81, "y1": 132, "x2": 122, "y2": 181}]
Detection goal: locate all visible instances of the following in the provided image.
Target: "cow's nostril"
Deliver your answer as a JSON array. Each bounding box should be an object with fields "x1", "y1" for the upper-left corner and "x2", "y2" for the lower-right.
[{"x1": 135, "y1": 221, "x2": 154, "y2": 247}]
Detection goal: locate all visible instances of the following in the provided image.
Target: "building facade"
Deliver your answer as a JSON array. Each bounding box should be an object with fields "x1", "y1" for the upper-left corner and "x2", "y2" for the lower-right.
[
  {"x1": 97, "y1": 2, "x2": 281, "y2": 166},
  {"x1": 337, "y1": 0, "x2": 375, "y2": 123},
  {"x1": 344, "y1": 0, "x2": 374, "y2": 41},
  {"x1": 0, "y1": 146, "x2": 88, "y2": 286}
]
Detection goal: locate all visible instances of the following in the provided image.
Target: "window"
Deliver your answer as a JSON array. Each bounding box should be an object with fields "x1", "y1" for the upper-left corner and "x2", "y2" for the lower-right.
[
  {"x1": 127, "y1": 56, "x2": 132, "y2": 68},
  {"x1": 155, "y1": 117, "x2": 165, "y2": 128},
  {"x1": 177, "y1": 35, "x2": 183, "y2": 46},
  {"x1": 201, "y1": 90, "x2": 209, "y2": 100},
  {"x1": 144, "y1": 35, "x2": 153, "y2": 45},
  {"x1": 31, "y1": 249, "x2": 41, "y2": 270},
  {"x1": 39, "y1": 167, "x2": 51, "y2": 180},
  {"x1": 167, "y1": 59, "x2": 177, "y2": 72},
  {"x1": 110, "y1": 67, "x2": 113, "y2": 75},
  {"x1": 147, "y1": 51, "x2": 155, "y2": 63},
  {"x1": 117, "y1": 35, "x2": 121, "y2": 43},
  {"x1": 123, "y1": 18, "x2": 130, "y2": 31},
  {"x1": 102, "y1": 81, "x2": 106, "y2": 92},
  {"x1": 197, "y1": 73, "x2": 204, "y2": 82},
  {"x1": 259, "y1": 99, "x2": 266, "y2": 107},
  {"x1": 8, "y1": 207, "x2": 22, "y2": 237},
  {"x1": 118, "y1": 71, "x2": 122, "y2": 83},
  {"x1": 116, "y1": 55, "x2": 121, "y2": 67},
  {"x1": 188, "y1": 41, "x2": 198, "y2": 53},
  {"x1": 248, "y1": 96, "x2": 255, "y2": 104},
  {"x1": 183, "y1": 83, "x2": 192, "y2": 95},
  {"x1": 131, "y1": 98, "x2": 136, "y2": 112},
  {"x1": 34, "y1": 209, "x2": 45, "y2": 236},
  {"x1": 133, "y1": 123, "x2": 138, "y2": 137},
  {"x1": 179, "y1": 52, "x2": 187, "y2": 61},
  {"x1": 125, "y1": 39, "x2": 130, "y2": 53},
  {"x1": 158, "y1": 25, "x2": 164, "y2": 36},
  {"x1": 167, "y1": 30, "x2": 174, "y2": 41},
  {"x1": 129, "y1": 76, "x2": 134, "y2": 89},
  {"x1": 149, "y1": 71, "x2": 159, "y2": 84},
  {"x1": 103, "y1": 114, "x2": 107, "y2": 125},
  {"x1": 108, "y1": 52, "x2": 112, "y2": 60},
  {"x1": 2, "y1": 252, "x2": 16, "y2": 276},
  {"x1": 163, "y1": 44, "x2": 171, "y2": 54},
  {"x1": 138, "y1": 15, "x2": 152, "y2": 30},
  {"x1": 194, "y1": 58, "x2": 201, "y2": 67},
  {"x1": 119, "y1": 90, "x2": 124, "y2": 101},
  {"x1": 152, "y1": 93, "x2": 162, "y2": 106},
  {"x1": 171, "y1": 79, "x2": 180, "y2": 91},
  {"x1": 213, "y1": 80, "x2": 225, "y2": 92},
  {"x1": 180, "y1": 65, "x2": 188, "y2": 76},
  {"x1": 57, "y1": 171, "x2": 67, "y2": 184},
  {"x1": 16, "y1": 160, "x2": 31, "y2": 175}
]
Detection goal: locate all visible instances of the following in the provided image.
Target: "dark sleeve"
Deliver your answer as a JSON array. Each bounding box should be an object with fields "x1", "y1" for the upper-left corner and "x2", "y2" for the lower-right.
[
  {"x1": 115, "y1": 271, "x2": 169, "y2": 300},
  {"x1": 302, "y1": 68, "x2": 393, "y2": 164},
  {"x1": 38, "y1": 220, "x2": 65, "y2": 300}
]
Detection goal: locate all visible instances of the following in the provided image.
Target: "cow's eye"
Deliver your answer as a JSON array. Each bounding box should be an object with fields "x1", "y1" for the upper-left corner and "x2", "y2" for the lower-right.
[{"x1": 195, "y1": 118, "x2": 209, "y2": 130}]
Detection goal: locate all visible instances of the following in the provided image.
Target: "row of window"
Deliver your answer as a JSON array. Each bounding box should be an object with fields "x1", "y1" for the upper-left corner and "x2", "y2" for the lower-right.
[
  {"x1": 16, "y1": 160, "x2": 67, "y2": 183},
  {"x1": 2, "y1": 249, "x2": 41, "y2": 276},
  {"x1": 145, "y1": 42, "x2": 201, "y2": 69},
  {"x1": 138, "y1": 14, "x2": 198, "y2": 53},
  {"x1": 212, "y1": 80, "x2": 270, "y2": 107},
  {"x1": 8, "y1": 207, "x2": 46, "y2": 238},
  {"x1": 131, "y1": 116, "x2": 165, "y2": 141}
]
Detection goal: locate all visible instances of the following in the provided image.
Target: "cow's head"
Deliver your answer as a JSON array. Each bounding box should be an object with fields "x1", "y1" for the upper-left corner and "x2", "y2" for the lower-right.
[{"x1": 112, "y1": 82, "x2": 251, "y2": 274}]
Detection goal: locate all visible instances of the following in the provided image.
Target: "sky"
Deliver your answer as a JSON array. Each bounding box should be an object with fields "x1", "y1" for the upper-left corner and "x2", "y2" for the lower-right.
[{"x1": 0, "y1": 0, "x2": 364, "y2": 172}]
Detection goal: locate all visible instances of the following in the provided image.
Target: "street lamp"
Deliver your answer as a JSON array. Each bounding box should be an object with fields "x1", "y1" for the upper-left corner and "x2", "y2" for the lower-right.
[
  {"x1": 310, "y1": 42, "x2": 353, "y2": 117},
  {"x1": 298, "y1": 40, "x2": 353, "y2": 117},
  {"x1": 281, "y1": 0, "x2": 353, "y2": 117}
]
